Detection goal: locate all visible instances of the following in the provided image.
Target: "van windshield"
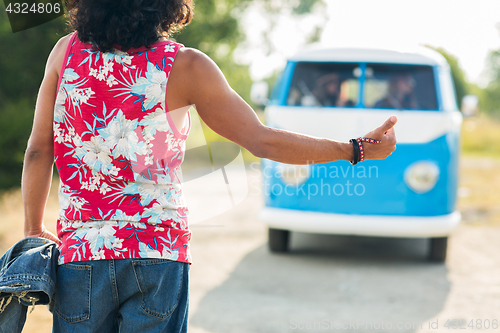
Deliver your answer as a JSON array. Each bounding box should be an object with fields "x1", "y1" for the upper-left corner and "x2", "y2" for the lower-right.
[
  {"x1": 287, "y1": 62, "x2": 359, "y2": 107},
  {"x1": 287, "y1": 62, "x2": 438, "y2": 110},
  {"x1": 365, "y1": 64, "x2": 437, "y2": 110}
]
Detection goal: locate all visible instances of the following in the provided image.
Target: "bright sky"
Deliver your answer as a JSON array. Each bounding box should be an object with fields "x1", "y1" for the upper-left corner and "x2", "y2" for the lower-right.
[{"x1": 241, "y1": 0, "x2": 500, "y2": 87}]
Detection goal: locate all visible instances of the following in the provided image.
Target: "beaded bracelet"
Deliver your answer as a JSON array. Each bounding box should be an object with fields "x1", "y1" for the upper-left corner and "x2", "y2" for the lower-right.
[
  {"x1": 358, "y1": 137, "x2": 382, "y2": 144},
  {"x1": 356, "y1": 137, "x2": 382, "y2": 163}
]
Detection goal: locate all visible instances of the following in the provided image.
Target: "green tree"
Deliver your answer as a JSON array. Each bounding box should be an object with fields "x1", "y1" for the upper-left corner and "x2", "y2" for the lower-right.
[
  {"x1": 174, "y1": 0, "x2": 251, "y2": 100},
  {"x1": 481, "y1": 49, "x2": 500, "y2": 116},
  {"x1": 426, "y1": 45, "x2": 470, "y2": 107},
  {"x1": 0, "y1": 13, "x2": 67, "y2": 189},
  {"x1": 174, "y1": 0, "x2": 325, "y2": 102}
]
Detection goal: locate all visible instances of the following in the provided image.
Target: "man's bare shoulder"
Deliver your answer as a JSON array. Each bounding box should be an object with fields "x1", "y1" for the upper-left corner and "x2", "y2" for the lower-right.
[
  {"x1": 175, "y1": 47, "x2": 220, "y2": 76},
  {"x1": 55, "y1": 33, "x2": 73, "y2": 51},
  {"x1": 47, "y1": 33, "x2": 74, "y2": 75}
]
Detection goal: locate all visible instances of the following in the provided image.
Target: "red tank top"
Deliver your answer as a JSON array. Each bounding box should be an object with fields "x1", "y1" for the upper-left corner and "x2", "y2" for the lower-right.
[{"x1": 54, "y1": 32, "x2": 192, "y2": 264}]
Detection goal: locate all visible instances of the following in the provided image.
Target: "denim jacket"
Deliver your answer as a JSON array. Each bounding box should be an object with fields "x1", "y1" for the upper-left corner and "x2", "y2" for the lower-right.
[{"x1": 0, "y1": 237, "x2": 59, "y2": 333}]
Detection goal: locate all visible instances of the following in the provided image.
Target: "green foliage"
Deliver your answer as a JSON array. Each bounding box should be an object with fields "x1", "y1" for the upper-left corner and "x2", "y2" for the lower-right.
[
  {"x1": 0, "y1": 12, "x2": 67, "y2": 189},
  {"x1": 426, "y1": 45, "x2": 470, "y2": 107},
  {"x1": 480, "y1": 49, "x2": 500, "y2": 116},
  {"x1": 174, "y1": 0, "x2": 324, "y2": 104},
  {"x1": 174, "y1": 0, "x2": 252, "y2": 102}
]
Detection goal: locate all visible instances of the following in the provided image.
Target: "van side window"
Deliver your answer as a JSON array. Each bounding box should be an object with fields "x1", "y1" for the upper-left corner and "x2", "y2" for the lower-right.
[
  {"x1": 438, "y1": 68, "x2": 458, "y2": 111},
  {"x1": 365, "y1": 64, "x2": 438, "y2": 110},
  {"x1": 287, "y1": 62, "x2": 359, "y2": 107}
]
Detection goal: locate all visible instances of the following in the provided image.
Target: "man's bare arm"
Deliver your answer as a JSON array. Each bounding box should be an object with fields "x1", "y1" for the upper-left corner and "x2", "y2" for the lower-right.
[
  {"x1": 168, "y1": 48, "x2": 396, "y2": 165},
  {"x1": 22, "y1": 35, "x2": 71, "y2": 242}
]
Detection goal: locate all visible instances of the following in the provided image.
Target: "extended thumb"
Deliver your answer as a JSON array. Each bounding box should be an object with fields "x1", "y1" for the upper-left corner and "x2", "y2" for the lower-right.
[{"x1": 377, "y1": 116, "x2": 397, "y2": 133}]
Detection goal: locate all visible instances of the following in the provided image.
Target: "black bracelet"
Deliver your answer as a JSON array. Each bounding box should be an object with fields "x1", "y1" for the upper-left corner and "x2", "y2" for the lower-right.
[{"x1": 349, "y1": 139, "x2": 360, "y2": 165}]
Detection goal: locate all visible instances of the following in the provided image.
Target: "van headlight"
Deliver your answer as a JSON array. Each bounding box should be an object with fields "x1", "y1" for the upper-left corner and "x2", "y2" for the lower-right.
[
  {"x1": 280, "y1": 164, "x2": 310, "y2": 186},
  {"x1": 404, "y1": 161, "x2": 440, "y2": 193}
]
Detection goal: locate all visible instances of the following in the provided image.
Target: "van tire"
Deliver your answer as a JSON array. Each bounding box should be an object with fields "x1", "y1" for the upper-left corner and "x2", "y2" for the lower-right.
[
  {"x1": 268, "y1": 228, "x2": 290, "y2": 253},
  {"x1": 429, "y1": 237, "x2": 448, "y2": 262}
]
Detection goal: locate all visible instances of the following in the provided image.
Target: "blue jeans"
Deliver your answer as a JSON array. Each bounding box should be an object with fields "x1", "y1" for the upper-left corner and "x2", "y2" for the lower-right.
[{"x1": 52, "y1": 259, "x2": 189, "y2": 333}]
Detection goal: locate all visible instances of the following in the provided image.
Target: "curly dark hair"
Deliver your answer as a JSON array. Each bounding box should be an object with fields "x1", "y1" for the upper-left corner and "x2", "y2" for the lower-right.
[{"x1": 64, "y1": 0, "x2": 194, "y2": 52}]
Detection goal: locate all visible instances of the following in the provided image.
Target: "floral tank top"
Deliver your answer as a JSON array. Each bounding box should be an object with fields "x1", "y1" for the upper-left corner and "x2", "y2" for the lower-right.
[{"x1": 54, "y1": 32, "x2": 192, "y2": 265}]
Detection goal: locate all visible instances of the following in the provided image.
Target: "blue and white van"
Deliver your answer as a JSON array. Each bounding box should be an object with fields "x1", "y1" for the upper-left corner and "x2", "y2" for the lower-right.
[{"x1": 255, "y1": 47, "x2": 463, "y2": 261}]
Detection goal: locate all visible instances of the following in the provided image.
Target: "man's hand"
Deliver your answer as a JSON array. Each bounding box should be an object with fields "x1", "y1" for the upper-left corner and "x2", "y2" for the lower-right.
[
  {"x1": 25, "y1": 224, "x2": 60, "y2": 244},
  {"x1": 362, "y1": 116, "x2": 398, "y2": 160}
]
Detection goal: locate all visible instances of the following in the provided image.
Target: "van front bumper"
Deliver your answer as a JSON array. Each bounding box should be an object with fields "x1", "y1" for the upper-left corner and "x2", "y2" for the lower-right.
[{"x1": 259, "y1": 207, "x2": 461, "y2": 238}]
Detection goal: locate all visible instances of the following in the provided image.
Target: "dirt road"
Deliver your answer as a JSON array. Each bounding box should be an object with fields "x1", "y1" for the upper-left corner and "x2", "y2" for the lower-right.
[{"x1": 187, "y1": 164, "x2": 500, "y2": 333}]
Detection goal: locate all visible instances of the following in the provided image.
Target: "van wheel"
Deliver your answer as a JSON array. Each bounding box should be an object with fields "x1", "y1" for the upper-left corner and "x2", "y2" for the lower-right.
[
  {"x1": 429, "y1": 237, "x2": 448, "y2": 262},
  {"x1": 268, "y1": 228, "x2": 290, "y2": 253}
]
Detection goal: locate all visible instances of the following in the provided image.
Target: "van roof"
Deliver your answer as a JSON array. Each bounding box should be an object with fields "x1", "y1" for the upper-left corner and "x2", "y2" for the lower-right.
[{"x1": 289, "y1": 46, "x2": 448, "y2": 67}]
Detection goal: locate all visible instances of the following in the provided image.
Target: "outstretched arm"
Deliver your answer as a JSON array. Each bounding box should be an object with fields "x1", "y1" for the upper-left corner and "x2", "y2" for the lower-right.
[{"x1": 168, "y1": 48, "x2": 397, "y2": 165}]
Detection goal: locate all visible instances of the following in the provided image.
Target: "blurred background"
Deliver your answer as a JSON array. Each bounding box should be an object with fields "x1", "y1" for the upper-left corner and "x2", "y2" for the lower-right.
[{"x1": 0, "y1": 0, "x2": 499, "y2": 332}]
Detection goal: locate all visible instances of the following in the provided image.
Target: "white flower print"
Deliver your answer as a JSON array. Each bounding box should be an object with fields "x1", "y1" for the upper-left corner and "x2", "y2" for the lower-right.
[
  {"x1": 92, "y1": 250, "x2": 106, "y2": 260},
  {"x1": 106, "y1": 74, "x2": 118, "y2": 87},
  {"x1": 112, "y1": 238, "x2": 124, "y2": 249},
  {"x1": 62, "y1": 68, "x2": 79, "y2": 82},
  {"x1": 71, "y1": 220, "x2": 85, "y2": 229},
  {"x1": 58, "y1": 185, "x2": 71, "y2": 212},
  {"x1": 98, "y1": 110, "x2": 147, "y2": 161},
  {"x1": 90, "y1": 50, "x2": 134, "y2": 86},
  {"x1": 111, "y1": 211, "x2": 148, "y2": 230},
  {"x1": 122, "y1": 174, "x2": 168, "y2": 206},
  {"x1": 138, "y1": 243, "x2": 179, "y2": 260},
  {"x1": 54, "y1": 87, "x2": 67, "y2": 124},
  {"x1": 72, "y1": 133, "x2": 82, "y2": 147},
  {"x1": 58, "y1": 184, "x2": 89, "y2": 218},
  {"x1": 142, "y1": 196, "x2": 181, "y2": 224},
  {"x1": 111, "y1": 50, "x2": 133, "y2": 66},
  {"x1": 75, "y1": 221, "x2": 119, "y2": 256},
  {"x1": 131, "y1": 62, "x2": 167, "y2": 111},
  {"x1": 138, "y1": 243, "x2": 163, "y2": 258},
  {"x1": 105, "y1": 61, "x2": 114, "y2": 74},
  {"x1": 165, "y1": 132, "x2": 181, "y2": 149},
  {"x1": 108, "y1": 165, "x2": 121, "y2": 178},
  {"x1": 112, "y1": 209, "x2": 141, "y2": 222},
  {"x1": 100, "y1": 183, "x2": 111, "y2": 195},
  {"x1": 144, "y1": 69, "x2": 167, "y2": 109},
  {"x1": 70, "y1": 197, "x2": 88, "y2": 211},
  {"x1": 88, "y1": 183, "x2": 98, "y2": 192},
  {"x1": 53, "y1": 123, "x2": 62, "y2": 137},
  {"x1": 54, "y1": 123, "x2": 65, "y2": 143},
  {"x1": 68, "y1": 87, "x2": 95, "y2": 105},
  {"x1": 139, "y1": 107, "x2": 170, "y2": 138},
  {"x1": 82, "y1": 136, "x2": 113, "y2": 174},
  {"x1": 165, "y1": 44, "x2": 176, "y2": 53}
]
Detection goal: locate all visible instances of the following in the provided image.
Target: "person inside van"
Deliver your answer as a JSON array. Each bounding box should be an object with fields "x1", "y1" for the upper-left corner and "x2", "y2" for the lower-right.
[
  {"x1": 313, "y1": 72, "x2": 355, "y2": 107},
  {"x1": 374, "y1": 72, "x2": 418, "y2": 109}
]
